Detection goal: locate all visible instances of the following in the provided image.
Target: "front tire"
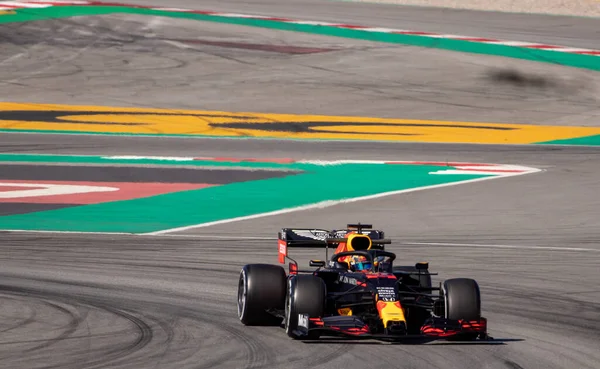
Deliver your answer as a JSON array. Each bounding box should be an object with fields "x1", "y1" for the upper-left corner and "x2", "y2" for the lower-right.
[
  {"x1": 238, "y1": 264, "x2": 286, "y2": 326},
  {"x1": 284, "y1": 275, "x2": 326, "y2": 339},
  {"x1": 442, "y1": 278, "x2": 481, "y2": 340}
]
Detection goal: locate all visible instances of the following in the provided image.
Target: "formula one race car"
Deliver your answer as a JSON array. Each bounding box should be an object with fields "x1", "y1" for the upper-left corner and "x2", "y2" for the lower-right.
[{"x1": 237, "y1": 223, "x2": 489, "y2": 341}]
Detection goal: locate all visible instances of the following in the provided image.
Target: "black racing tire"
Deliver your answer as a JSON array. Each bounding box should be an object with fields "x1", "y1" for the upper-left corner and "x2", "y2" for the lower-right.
[
  {"x1": 284, "y1": 275, "x2": 326, "y2": 339},
  {"x1": 443, "y1": 278, "x2": 481, "y2": 320},
  {"x1": 237, "y1": 264, "x2": 286, "y2": 326},
  {"x1": 442, "y1": 278, "x2": 481, "y2": 340}
]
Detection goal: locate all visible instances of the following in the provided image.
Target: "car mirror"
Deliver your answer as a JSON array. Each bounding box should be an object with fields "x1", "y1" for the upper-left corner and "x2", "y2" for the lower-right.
[
  {"x1": 309, "y1": 260, "x2": 326, "y2": 267},
  {"x1": 415, "y1": 262, "x2": 429, "y2": 270}
]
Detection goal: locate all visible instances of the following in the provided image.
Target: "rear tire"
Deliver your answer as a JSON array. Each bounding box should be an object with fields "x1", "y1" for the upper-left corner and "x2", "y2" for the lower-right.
[
  {"x1": 237, "y1": 264, "x2": 286, "y2": 326},
  {"x1": 442, "y1": 278, "x2": 481, "y2": 340},
  {"x1": 284, "y1": 275, "x2": 326, "y2": 339}
]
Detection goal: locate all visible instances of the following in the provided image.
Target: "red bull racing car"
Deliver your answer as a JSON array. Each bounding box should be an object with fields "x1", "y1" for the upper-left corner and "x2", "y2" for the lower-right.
[{"x1": 237, "y1": 224, "x2": 489, "y2": 341}]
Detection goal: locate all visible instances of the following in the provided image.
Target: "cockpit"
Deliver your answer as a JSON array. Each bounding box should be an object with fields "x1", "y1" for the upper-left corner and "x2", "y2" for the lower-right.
[{"x1": 332, "y1": 250, "x2": 396, "y2": 273}]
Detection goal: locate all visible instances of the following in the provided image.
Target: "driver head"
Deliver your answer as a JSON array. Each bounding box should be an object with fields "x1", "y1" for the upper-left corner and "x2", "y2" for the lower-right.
[{"x1": 350, "y1": 255, "x2": 372, "y2": 272}]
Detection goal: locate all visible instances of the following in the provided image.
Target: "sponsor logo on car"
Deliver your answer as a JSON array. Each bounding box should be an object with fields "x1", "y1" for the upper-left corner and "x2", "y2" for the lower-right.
[{"x1": 298, "y1": 314, "x2": 309, "y2": 329}]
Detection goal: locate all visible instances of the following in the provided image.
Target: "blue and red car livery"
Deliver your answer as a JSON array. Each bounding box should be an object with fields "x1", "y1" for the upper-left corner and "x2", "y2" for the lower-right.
[{"x1": 238, "y1": 223, "x2": 489, "y2": 342}]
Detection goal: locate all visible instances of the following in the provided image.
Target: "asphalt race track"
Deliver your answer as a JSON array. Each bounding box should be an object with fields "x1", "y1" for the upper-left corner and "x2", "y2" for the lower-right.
[{"x1": 1, "y1": 1, "x2": 599, "y2": 368}]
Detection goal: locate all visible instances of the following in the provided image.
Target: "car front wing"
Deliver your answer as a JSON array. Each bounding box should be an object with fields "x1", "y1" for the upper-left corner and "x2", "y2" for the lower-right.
[{"x1": 294, "y1": 314, "x2": 488, "y2": 341}]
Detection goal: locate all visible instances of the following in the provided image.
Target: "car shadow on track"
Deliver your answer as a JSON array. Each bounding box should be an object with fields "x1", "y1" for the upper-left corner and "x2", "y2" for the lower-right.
[{"x1": 300, "y1": 337, "x2": 524, "y2": 346}]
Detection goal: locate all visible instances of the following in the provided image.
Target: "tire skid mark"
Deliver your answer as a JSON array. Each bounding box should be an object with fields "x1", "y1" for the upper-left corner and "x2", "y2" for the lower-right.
[
  {"x1": 0, "y1": 284, "x2": 155, "y2": 369},
  {"x1": 0, "y1": 295, "x2": 37, "y2": 333},
  {"x1": 3, "y1": 233, "x2": 598, "y2": 368},
  {"x1": 178, "y1": 309, "x2": 274, "y2": 369},
  {"x1": 86, "y1": 303, "x2": 154, "y2": 369},
  {"x1": 24, "y1": 299, "x2": 83, "y2": 352},
  {"x1": 480, "y1": 284, "x2": 600, "y2": 369},
  {"x1": 0, "y1": 276, "x2": 285, "y2": 369},
  {"x1": 484, "y1": 284, "x2": 600, "y2": 332}
]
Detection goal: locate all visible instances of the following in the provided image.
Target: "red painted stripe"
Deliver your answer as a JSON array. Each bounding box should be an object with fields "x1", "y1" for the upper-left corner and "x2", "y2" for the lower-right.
[
  {"x1": 335, "y1": 24, "x2": 368, "y2": 29},
  {"x1": 189, "y1": 10, "x2": 218, "y2": 15},
  {"x1": 455, "y1": 37, "x2": 500, "y2": 42},
  {"x1": 385, "y1": 161, "x2": 496, "y2": 167},
  {"x1": 259, "y1": 17, "x2": 292, "y2": 21},
  {"x1": 393, "y1": 31, "x2": 436, "y2": 35},
  {"x1": 456, "y1": 168, "x2": 523, "y2": 173},
  {"x1": 0, "y1": 185, "x2": 44, "y2": 192},
  {"x1": 15, "y1": 1, "x2": 75, "y2": 4},
  {"x1": 198, "y1": 157, "x2": 296, "y2": 164},
  {"x1": 0, "y1": 180, "x2": 215, "y2": 204},
  {"x1": 86, "y1": 1, "x2": 143, "y2": 6},
  {"x1": 523, "y1": 44, "x2": 562, "y2": 49},
  {"x1": 573, "y1": 51, "x2": 600, "y2": 55}
]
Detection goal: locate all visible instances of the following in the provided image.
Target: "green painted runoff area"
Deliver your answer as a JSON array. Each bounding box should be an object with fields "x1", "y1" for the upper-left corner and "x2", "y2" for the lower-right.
[
  {"x1": 0, "y1": 154, "x2": 489, "y2": 233},
  {"x1": 1, "y1": 5, "x2": 599, "y2": 72},
  {"x1": 538, "y1": 134, "x2": 600, "y2": 146}
]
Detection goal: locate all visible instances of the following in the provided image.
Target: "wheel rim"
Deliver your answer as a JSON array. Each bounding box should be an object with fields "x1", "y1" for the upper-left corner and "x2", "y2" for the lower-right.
[
  {"x1": 284, "y1": 281, "x2": 292, "y2": 332},
  {"x1": 237, "y1": 271, "x2": 247, "y2": 319}
]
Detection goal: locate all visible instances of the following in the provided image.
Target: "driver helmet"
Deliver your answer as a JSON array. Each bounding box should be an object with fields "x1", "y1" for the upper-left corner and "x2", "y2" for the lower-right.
[{"x1": 350, "y1": 255, "x2": 372, "y2": 272}]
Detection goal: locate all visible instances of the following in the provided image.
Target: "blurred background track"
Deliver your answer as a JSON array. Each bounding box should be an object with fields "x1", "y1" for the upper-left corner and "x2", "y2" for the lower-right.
[{"x1": 0, "y1": 1, "x2": 599, "y2": 368}]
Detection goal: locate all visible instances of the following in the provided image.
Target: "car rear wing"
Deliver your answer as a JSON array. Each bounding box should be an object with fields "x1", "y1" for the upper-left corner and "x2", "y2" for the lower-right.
[{"x1": 277, "y1": 227, "x2": 389, "y2": 264}]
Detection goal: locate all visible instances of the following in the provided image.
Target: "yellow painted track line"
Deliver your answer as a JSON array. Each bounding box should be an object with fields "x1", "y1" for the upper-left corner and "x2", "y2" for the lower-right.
[{"x1": 1, "y1": 102, "x2": 599, "y2": 144}]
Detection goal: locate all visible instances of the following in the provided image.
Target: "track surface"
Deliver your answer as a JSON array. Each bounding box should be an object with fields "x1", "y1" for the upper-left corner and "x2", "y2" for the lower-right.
[
  {"x1": 2, "y1": 11, "x2": 599, "y2": 125},
  {"x1": 111, "y1": 0, "x2": 600, "y2": 49},
  {"x1": 1, "y1": 1, "x2": 599, "y2": 368}
]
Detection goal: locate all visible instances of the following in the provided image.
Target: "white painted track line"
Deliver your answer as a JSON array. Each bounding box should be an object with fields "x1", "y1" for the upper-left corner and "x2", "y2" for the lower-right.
[
  {"x1": 401, "y1": 242, "x2": 600, "y2": 252},
  {"x1": 1, "y1": 230, "x2": 598, "y2": 253},
  {"x1": 143, "y1": 169, "x2": 540, "y2": 235}
]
